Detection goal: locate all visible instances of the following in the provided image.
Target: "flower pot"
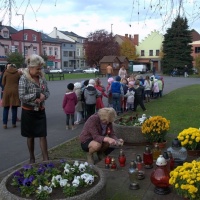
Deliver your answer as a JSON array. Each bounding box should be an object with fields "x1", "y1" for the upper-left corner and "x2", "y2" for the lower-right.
[
  {"x1": 187, "y1": 149, "x2": 200, "y2": 156},
  {"x1": 153, "y1": 141, "x2": 167, "y2": 149},
  {"x1": 113, "y1": 120, "x2": 147, "y2": 145},
  {"x1": 0, "y1": 160, "x2": 106, "y2": 200}
]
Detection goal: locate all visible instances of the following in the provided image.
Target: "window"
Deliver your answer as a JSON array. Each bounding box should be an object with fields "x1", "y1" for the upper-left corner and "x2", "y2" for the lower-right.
[
  {"x1": 149, "y1": 50, "x2": 153, "y2": 56},
  {"x1": 3, "y1": 31, "x2": 9, "y2": 38},
  {"x1": 24, "y1": 34, "x2": 28, "y2": 40},
  {"x1": 195, "y1": 47, "x2": 200, "y2": 53},
  {"x1": 4, "y1": 45, "x2": 9, "y2": 54},
  {"x1": 54, "y1": 47, "x2": 58, "y2": 56},
  {"x1": 43, "y1": 47, "x2": 47, "y2": 55},
  {"x1": 49, "y1": 47, "x2": 52, "y2": 55},
  {"x1": 83, "y1": 48, "x2": 85, "y2": 56},
  {"x1": 63, "y1": 61, "x2": 68, "y2": 67},
  {"x1": 32, "y1": 34, "x2": 36, "y2": 41},
  {"x1": 63, "y1": 51, "x2": 68, "y2": 57},
  {"x1": 76, "y1": 48, "x2": 80, "y2": 56},
  {"x1": 33, "y1": 47, "x2": 37, "y2": 54},
  {"x1": 156, "y1": 50, "x2": 160, "y2": 56},
  {"x1": 141, "y1": 50, "x2": 145, "y2": 56},
  {"x1": 55, "y1": 62, "x2": 58, "y2": 68},
  {"x1": 25, "y1": 47, "x2": 28, "y2": 55},
  {"x1": 15, "y1": 46, "x2": 18, "y2": 52},
  {"x1": 69, "y1": 51, "x2": 73, "y2": 57}
]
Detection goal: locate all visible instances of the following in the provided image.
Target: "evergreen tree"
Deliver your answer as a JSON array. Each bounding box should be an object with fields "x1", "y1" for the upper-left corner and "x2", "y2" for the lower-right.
[{"x1": 161, "y1": 16, "x2": 193, "y2": 74}]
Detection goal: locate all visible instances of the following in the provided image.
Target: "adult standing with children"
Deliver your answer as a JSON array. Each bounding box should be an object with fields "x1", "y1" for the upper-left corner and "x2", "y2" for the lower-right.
[
  {"x1": 19, "y1": 54, "x2": 50, "y2": 164},
  {"x1": 118, "y1": 64, "x2": 127, "y2": 79},
  {"x1": 2, "y1": 63, "x2": 21, "y2": 129}
]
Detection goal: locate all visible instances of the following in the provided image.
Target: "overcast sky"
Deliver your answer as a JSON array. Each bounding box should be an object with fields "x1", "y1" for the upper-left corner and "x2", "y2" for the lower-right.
[{"x1": 0, "y1": 0, "x2": 200, "y2": 42}]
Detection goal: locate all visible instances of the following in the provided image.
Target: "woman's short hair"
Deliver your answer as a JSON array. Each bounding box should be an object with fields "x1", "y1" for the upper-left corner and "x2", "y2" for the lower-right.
[
  {"x1": 98, "y1": 108, "x2": 117, "y2": 123},
  {"x1": 26, "y1": 54, "x2": 45, "y2": 68}
]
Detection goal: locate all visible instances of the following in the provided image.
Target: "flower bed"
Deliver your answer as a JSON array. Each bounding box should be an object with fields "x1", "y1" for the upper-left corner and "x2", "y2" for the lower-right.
[
  {"x1": 113, "y1": 115, "x2": 147, "y2": 145},
  {"x1": 0, "y1": 160, "x2": 106, "y2": 200}
]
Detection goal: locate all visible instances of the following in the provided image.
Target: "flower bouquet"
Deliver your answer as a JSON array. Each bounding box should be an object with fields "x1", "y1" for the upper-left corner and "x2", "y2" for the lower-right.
[
  {"x1": 169, "y1": 160, "x2": 200, "y2": 200},
  {"x1": 141, "y1": 115, "x2": 170, "y2": 143},
  {"x1": 10, "y1": 160, "x2": 98, "y2": 199},
  {"x1": 177, "y1": 127, "x2": 200, "y2": 150},
  {"x1": 117, "y1": 113, "x2": 146, "y2": 126}
]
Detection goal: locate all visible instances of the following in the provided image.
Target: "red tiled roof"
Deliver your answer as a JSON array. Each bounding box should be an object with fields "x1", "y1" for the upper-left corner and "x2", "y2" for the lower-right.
[{"x1": 191, "y1": 29, "x2": 200, "y2": 42}]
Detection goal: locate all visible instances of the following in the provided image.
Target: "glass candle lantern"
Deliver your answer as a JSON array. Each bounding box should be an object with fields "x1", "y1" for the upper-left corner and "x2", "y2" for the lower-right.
[
  {"x1": 167, "y1": 151, "x2": 175, "y2": 171},
  {"x1": 110, "y1": 158, "x2": 117, "y2": 170},
  {"x1": 167, "y1": 138, "x2": 187, "y2": 167},
  {"x1": 152, "y1": 143, "x2": 162, "y2": 161},
  {"x1": 135, "y1": 154, "x2": 145, "y2": 180},
  {"x1": 150, "y1": 155, "x2": 171, "y2": 195},
  {"x1": 128, "y1": 161, "x2": 140, "y2": 190},
  {"x1": 105, "y1": 156, "x2": 111, "y2": 168},
  {"x1": 118, "y1": 149, "x2": 126, "y2": 167},
  {"x1": 143, "y1": 145, "x2": 153, "y2": 169}
]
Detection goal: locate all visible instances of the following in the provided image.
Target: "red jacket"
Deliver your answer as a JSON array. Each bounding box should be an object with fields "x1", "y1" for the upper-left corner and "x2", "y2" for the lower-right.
[{"x1": 62, "y1": 92, "x2": 77, "y2": 114}]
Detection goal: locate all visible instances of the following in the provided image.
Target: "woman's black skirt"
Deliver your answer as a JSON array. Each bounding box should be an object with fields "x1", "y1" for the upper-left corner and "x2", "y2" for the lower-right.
[{"x1": 21, "y1": 109, "x2": 47, "y2": 138}]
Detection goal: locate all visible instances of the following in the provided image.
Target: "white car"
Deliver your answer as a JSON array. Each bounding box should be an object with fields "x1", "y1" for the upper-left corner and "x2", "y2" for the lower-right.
[
  {"x1": 83, "y1": 68, "x2": 99, "y2": 73},
  {"x1": 49, "y1": 69, "x2": 63, "y2": 73}
]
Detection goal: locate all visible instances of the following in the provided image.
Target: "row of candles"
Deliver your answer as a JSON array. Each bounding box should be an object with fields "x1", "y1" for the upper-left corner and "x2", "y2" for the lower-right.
[{"x1": 104, "y1": 139, "x2": 188, "y2": 195}]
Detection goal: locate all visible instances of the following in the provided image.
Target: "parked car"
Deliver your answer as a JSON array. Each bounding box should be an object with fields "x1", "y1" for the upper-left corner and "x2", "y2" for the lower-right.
[
  {"x1": 49, "y1": 69, "x2": 63, "y2": 73},
  {"x1": 62, "y1": 69, "x2": 73, "y2": 74},
  {"x1": 83, "y1": 68, "x2": 99, "y2": 73},
  {"x1": 42, "y1": 68, "x2": 50, "y2": 74},
  {"x1": 72, "y1": 69, "x2": 83, "y2": 73}
]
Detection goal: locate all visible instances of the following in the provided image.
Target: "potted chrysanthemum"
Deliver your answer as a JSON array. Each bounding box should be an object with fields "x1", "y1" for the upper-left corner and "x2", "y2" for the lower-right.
[
  {"x1": 177, "y1": 127, "x2": 200, "y2": 156},
  {"x1": 0, "y1": 160, "x2": 106, "y2": 200},
  {"x1": 169, "y1": 160, "x2": 200, "y2": 200},
  {"x1": 141, "y1": 116, "x2": 170, "y2": 148}
]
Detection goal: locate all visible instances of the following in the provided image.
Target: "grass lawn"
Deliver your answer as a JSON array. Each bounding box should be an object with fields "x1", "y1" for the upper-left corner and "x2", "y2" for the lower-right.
[{"x1": 48, "y1": 84, "x2": 200, "y2": 160}]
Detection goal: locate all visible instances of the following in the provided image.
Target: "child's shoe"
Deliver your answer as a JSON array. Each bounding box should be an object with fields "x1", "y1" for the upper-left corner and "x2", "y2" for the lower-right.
[
  {"x1": 66, "y1": 126, "x2": 70, "y2": 130},
  {"x1": 72, "y1": 126, "x2": 77, "y2": 130}
]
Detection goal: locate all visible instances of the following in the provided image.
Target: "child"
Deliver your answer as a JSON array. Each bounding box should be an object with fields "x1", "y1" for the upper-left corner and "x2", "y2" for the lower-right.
[
  {"x1": 74, "y1": 82, "x2": 83, "y2": 124},
  {"x1": 121, "y1": 78, "x2": 128, "y2": 112},
  {"x1": 95, "y1": 78, "x2": 108, "y2": 111},
  {"x1": 133, "y1": 80, "x2": 146, "y2": 111},
  {"x1": 125, "y1": 81, "x2": 135, "y2": 111},
  {"x1": 143, "y1": 75, "x2": 152, "y2": 102},
  {"x1": 106, "y1": 77, "x2": 114, "y2": 107},
  {"x1": 62, "y1": 83, "x2": 78, "y2": 130}
]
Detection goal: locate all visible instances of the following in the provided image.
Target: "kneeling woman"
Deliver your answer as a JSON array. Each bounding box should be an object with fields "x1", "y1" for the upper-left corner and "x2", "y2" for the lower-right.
[{"x1": 79, "y1": 107, "x2": 123, "y2": 164}]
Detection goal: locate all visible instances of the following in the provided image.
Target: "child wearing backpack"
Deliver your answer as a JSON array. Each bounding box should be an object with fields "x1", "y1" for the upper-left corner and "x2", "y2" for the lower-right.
[{"x1": 125, "y1": 81, "x2": 135, "y2": 111}]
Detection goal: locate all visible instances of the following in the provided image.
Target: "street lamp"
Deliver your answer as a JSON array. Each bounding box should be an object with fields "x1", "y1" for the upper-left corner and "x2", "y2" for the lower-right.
[
  {"x1": 17, "y1": 13, "x2": 25, "y2": 66},
  {"x1": 111, "y1": 24, "x2": 113, "y2": 34}
]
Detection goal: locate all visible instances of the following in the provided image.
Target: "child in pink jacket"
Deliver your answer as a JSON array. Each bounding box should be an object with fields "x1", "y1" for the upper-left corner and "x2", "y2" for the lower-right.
[{"x1": 62, "y1": 83, "x2": 78, "y2": 130}]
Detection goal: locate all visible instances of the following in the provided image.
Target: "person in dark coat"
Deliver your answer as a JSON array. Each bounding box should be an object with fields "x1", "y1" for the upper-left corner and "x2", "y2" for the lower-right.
[
  {"x1": 2, "y1": 63, "x2": 20, "y2": 129},
  {"x1": 133, "y1": 80, "x2": 146, "y2": 112}
]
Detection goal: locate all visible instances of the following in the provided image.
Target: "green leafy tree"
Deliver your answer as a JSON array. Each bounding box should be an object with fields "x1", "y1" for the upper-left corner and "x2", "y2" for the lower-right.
[
  {"x1": 120, "y1": 39, "x2": 138, "y2": 60},
  {"x1": 161, "y1": 16, "x2": 193, "y2": 74},
  {"x1": 6, "y1": 52, "x2": 24, "y2": 68},
  {"x1": 84, "y1": 29, "x2": 120, "y2": 66}
]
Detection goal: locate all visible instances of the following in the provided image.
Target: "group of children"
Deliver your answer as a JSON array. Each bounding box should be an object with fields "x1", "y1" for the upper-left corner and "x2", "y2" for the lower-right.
[{"x1": 62, "y1": 74, "x2": 164, "y2": 130}]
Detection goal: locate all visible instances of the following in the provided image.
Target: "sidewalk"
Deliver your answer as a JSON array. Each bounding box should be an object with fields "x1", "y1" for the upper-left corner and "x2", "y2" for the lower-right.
[{"x1": 95, "y1": 143, "x2": 194, "y2": 200}]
